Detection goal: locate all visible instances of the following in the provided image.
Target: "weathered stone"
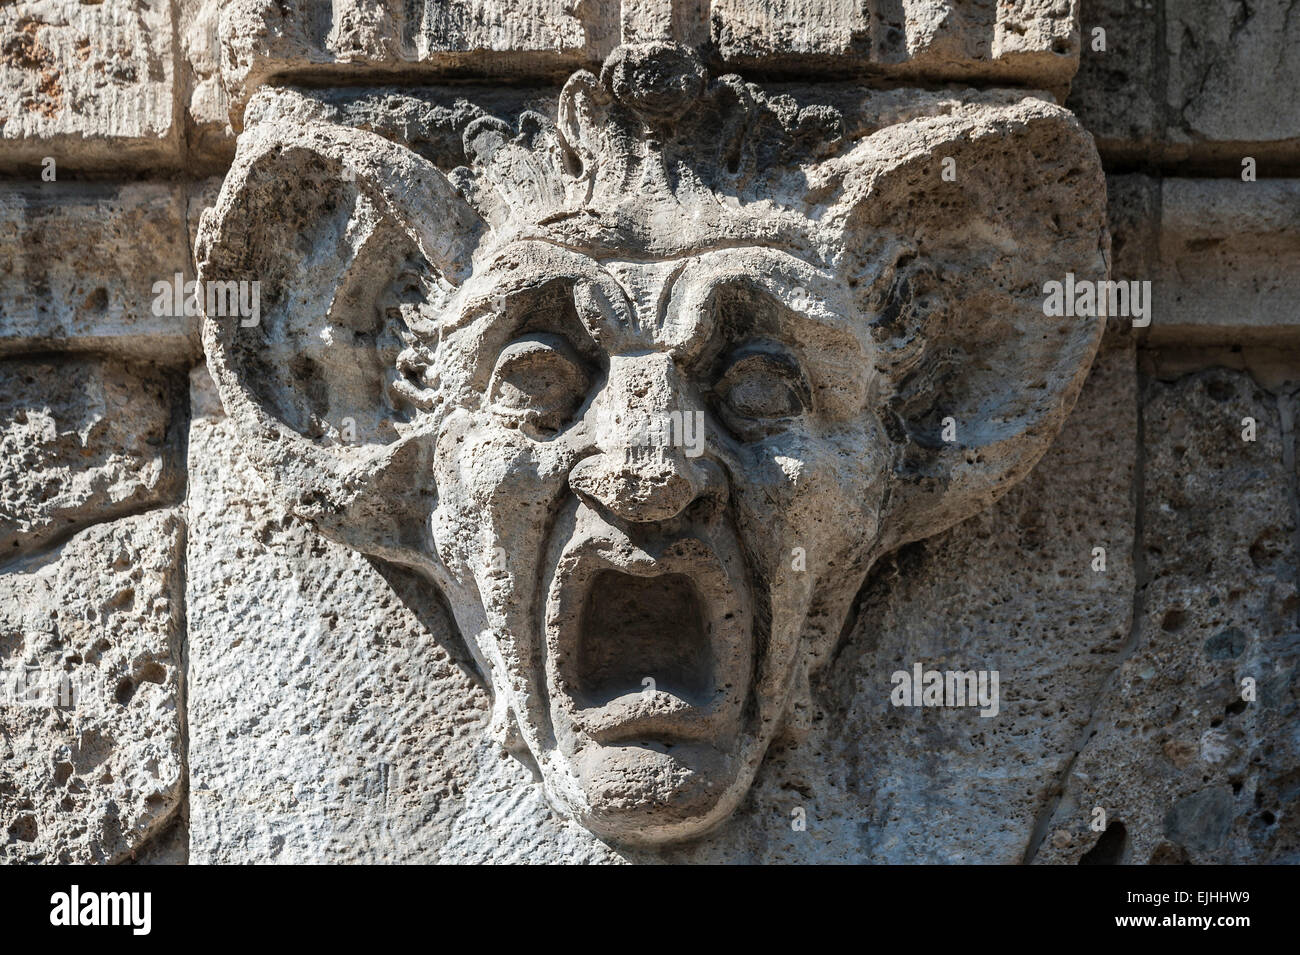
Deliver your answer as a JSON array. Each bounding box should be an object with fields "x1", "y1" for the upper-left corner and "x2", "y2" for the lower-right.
[
  {"x1": 1067, "y1": 0, "x2": 1161, "y2": 161},
  {"x1": 181, "y1": 0, "x2": 237, "y2": 170},
  {"x1": 1166, "y1": 0, "x2": 1300, "y2": 157},
  {"x1": 218, "y1": 0, "x2": 1081, "y2": 129},
  {"x1": 712, "y1": 0, "x2": 1078, "y2": 85},
  {"x1": 219, "y1": 0, "x2": 610, "y2": 129},
  {"x1": 1152, "y1": 180, "x2": 1300, "y2": 344},
  {"x1": 0, "y1": 0, "x2": 179, "y2": 172},
  {"x1": 1033, "y1": 367, "x2": 1300, "y2": 864},
  {"x1": 812, "y1": 341, "x2": 1136, "y2": 863},
  {"x1": 1071, "y1": 0, "x2": 1300, "y2": 165},
  {"x1": 1097, "y1": 176, "x2": 1300, "y2": 343},
  {"x1": 0, "y1": 356, "x2": 184, "y2": 559},
  {"x1": 15, "y1": 0, "x2": 1297, "y2": 866},
  {"x1": 185, "y1": 366, "x2": 493, "y2": 864},
  {"x1": 196, "y1": 43, "x2": 1107, "y2": 845},
  {"x1": 0, "y1": 184, "x2": 198, "y2": 360},
  {"x1": 185, "y1": 336, "x2": 1134, "y2": 863},
  {"x1": 0, "y1": 508, "x2": 185, "y2": 864}
]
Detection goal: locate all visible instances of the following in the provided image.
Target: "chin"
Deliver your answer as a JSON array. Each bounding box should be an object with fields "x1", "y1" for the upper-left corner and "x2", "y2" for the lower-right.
[{"x1": 557, "y1": 738, "x2": 762, "y2": 845}]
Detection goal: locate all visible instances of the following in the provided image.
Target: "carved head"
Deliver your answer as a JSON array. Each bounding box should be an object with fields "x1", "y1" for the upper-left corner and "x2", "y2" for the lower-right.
[{"x1": 198, "y1": 44, "x2": 1107, "y2": 844}]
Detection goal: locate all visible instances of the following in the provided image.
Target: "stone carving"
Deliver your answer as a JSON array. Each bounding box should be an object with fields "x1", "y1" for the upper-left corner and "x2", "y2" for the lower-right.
[{"x1": 197, "y1": 42, "x2": 1108, "y2": 844}]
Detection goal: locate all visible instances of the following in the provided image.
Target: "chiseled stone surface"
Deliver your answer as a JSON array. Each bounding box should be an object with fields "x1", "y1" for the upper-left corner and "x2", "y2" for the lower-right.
[
  {"x1": 0, "y1": 356, "x2": 184, "y2": 558},
  {"x1": 1166, "y1": 0, "x2": 1300, "y2": 151},
  {"x1": 0, "y1": 183, "x2": 197, "y2": 361},
  {"x1": 1034, "y1": 367, "x2": 1300, "y2": 864},
  {"x1": 712, "y1": 0, "x2": 1078, "y2": 82},
  {"x1": 0, "y1": 508, "x2": 185, "y2": 864},
  {"x1": 185, "y1": 338, "x2": 1134, "y2": 864},
  {"x1": 0, "y1": 0, "x2": 179, "y2": 171},
  {"x1": 2, "y1": 0, "x2": 1297, "y2": 866},
  {"x1": 1067, "y1": 0, "x2": 1161, "y2": 160},
  {"x1": 185, "y1": 366, "x2": 494, "y2": 864}
]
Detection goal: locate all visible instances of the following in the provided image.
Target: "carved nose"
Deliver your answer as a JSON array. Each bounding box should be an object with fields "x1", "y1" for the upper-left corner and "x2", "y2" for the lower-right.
[{"x1": 569, "y1": 448, "x2": 710, "y2": 523}]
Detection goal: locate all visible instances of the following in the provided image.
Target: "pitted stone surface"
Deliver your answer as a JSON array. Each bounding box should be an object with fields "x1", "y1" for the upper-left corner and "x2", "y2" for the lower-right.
[
  {"x1": 0, "y1": 0, "x2": 179, "y2": 171},
  {"x1": 4, "y1": 0, "x2": 1295, "y2": 865},
  {"x1": 1034, "y1": 367, "x2": 1300, "y2": 864},
  {"x1": 812, "y1": 341, "x2": 1137, "y2": 863},
  {"x1": 0, "y1": 508, "x2": 185, "y2": 864},
  {"x1": 218, "y1": 0, "x2": 1082, "y2": 128},
  {"x1": 0, "y1": 183, "x2": 197, "y2": 360},
  {"x1": 184, "y1": 336, "x2": 1134, "y2": 863},
  {"x1": 0, "y1": 356, "x2": 184, "y2": 558}
]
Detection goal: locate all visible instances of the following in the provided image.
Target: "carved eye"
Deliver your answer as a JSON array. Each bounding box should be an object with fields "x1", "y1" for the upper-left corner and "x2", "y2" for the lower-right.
[
  {"x1": 715, "y1": 346, "x2": 808, "y2": 437},
  {"x1": 489, "y1": 334, "x2": 590, "y2": 438}
]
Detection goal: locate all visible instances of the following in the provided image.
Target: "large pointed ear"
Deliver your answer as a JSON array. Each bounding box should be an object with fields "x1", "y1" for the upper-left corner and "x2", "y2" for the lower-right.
[
  {"x1": 829, "y1": 96, "x2": 1109, "y2": 552},
  {"x1": 196, "y1": 119, "x2": 485, "y2": 564}
]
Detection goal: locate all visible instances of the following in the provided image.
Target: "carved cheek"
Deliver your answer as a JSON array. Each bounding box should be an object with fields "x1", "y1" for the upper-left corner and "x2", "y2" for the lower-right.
[
  {"x1": 730, "y1": 425, "x2": 884, "y2": 579},
  {"x1": 430, "y1": 408, "x2": 571, "y2": 586}
]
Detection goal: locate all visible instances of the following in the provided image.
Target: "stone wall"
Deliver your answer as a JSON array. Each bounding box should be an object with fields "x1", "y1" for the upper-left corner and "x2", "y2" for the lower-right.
[{"x1": 1, "y1": 0, "x2": 1296, "y2": 864}]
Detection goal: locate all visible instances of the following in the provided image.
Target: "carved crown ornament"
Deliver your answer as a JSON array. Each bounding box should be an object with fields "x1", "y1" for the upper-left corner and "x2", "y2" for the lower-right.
[{"x1": 196, "y1": 42, "x2": 1108, "y2": 844}]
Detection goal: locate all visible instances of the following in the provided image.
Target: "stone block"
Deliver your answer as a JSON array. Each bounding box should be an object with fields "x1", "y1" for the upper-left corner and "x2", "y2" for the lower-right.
[
  {"x1": 0, "y1": 183, "x2": 197, "y2": 360},
  {"x1": 0, "y1": 0, "x2": 179, "y2": 172},
  {"x1": 0, "y1": 508, "x2": 186, "y2": 864},
  {"x1": 0, "y1": 355, "x2": 184, "y2": 559},
  {"x1": 1034, "y1": 367, "x2": 1299, "y2": 863}
]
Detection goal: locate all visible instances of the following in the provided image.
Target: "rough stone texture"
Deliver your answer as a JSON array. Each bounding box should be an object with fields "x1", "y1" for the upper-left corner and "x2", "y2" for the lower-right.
[
  {"x1": 0, "y1": 0, "x2": 179, "y2": 172},
  {"x1": 1, "y1": 0, "x2": 1297, "y2": 866},
  {"x1": 196, "y1": 43, "x2": 1107, "y2": 845},
  {"x1": 1165, "y1": 0, "x2": 1300, "y2": 156},
  {"x1": 1067, "y1": 0, "x2": 1160, "y2": 161},
  {"x1": 185, "y1": 366, "x2": 494, "y2": 863},
  {"x1": 1071, "y1": 0, "x2": 1300, "y2": 167},
  {"x1": 0, "y1": 508, "x2": 185, "y2": 864},
  {"x1": 0, "y1": 183, "x2": 198, "y2": 361},
  {"x1": 1103, "y1": 176, "x2": 1300, "y2": 344},
  {"x1": 181, "y1": 0, "x2": 237, "y2": 170},
  {"x1": 792, "y1": 339, "x2": 1138, "y2": 863},
  {"x1": 0, "y1": 356, "x2": 184, "y2": 558},
  {"x1": 1034, "y1": 366, "x2": 1299, "y2": 864},
  {"x1": 1153, "y1": 180, "x2": 1300, "y2": 344},
  {"x1": 712, "y1": 0, "x2": 1078, "y2": 83},
  {"x1": 218, "y1": 0, "x2": 1081, "y2": 129}
]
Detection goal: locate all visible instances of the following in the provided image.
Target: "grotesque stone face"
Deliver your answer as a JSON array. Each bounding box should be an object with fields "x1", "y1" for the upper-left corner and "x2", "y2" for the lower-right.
[
  {"x1": 422, "y1": 242, "x2": 889, "y2": 841},
  {"x1": 197, "y1": 43, "x2": 1109, "y2": 844}
]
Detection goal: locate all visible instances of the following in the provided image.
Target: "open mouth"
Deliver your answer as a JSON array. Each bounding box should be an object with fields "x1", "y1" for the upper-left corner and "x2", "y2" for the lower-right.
[
  {"x1": 576, "y1": 570, "x2": 712, "y2": 708},
  {"x1": 543, "y1": 502, "x2": 753, "y2": 746}
]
